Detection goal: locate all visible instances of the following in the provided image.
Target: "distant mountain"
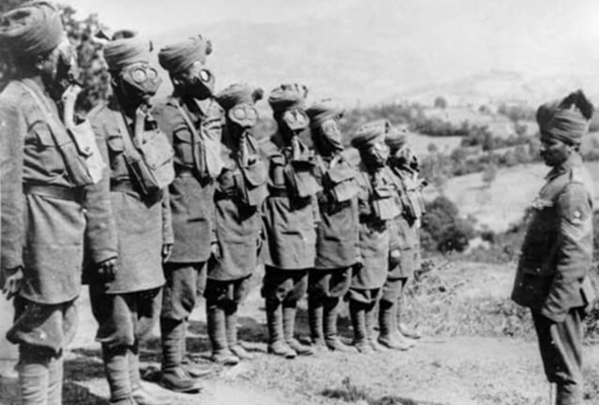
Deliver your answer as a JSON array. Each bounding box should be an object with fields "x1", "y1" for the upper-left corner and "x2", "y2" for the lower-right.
[{"x1": 151, "y1": 0, "x2": 599, "y2": 108}]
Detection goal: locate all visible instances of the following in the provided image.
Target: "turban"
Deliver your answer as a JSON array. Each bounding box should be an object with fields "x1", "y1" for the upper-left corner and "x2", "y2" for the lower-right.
[
  {"x1": 537, "y1": 90, "x2": 594, "y2": 145},
  {"x1": 216, "y1": 83, "x2": 263, "y2": 111},
  {"x1": 385, "y1": 126, "x2": 409, "y2": 151},
  {"x1": 0, "y1": 1, "x2": 64, "y2": 58},
  {"x1": 103, "y1": 36, "x2": 151, "y2": 72},
  {"x1": 306, "y1": 98, "x2": 345, "y2": 128},
  {"x1": 351, "y1": 119, "x2": 391, "y2": 150},
  {"x1": 158, "y1": 35, "x2": 212, "y2": 74},
  {"x1": 268, "y1": 83, "x2": 308, "y2": 113}
]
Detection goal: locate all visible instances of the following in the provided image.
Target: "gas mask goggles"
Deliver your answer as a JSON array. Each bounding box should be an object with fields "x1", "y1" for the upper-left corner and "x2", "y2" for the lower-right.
[{"x1": 120, "y1": 62, "x2": 162, "y2": 98}]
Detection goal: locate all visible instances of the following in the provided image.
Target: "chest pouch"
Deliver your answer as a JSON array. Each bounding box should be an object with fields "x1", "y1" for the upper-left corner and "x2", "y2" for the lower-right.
[
  {"x1": 118, "y1": 113, "x2": 175, "y2": 197},
  {"x1": 20, "y1": 82, "x2": 105, "y2": 186},
  {"x1": 326, "y1": 161, "x2": 360, "y2": 203}
]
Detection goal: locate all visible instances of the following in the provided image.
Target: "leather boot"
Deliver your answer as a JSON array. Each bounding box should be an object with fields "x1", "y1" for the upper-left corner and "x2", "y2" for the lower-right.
[
  {"x1": 225, "y1": 307, "x2": 253, "y2": 360},
  {"x1": 177, "y1": 320, "x2": 214, "y2": 378},
  {"x1": 17, "y1": 346, "x2": 50, "y2": 405},
  {"x1": 46, "y1": 354, "x2": 63, "y2": 405},
  {"x1": 207, "y1": 304, "x2": 239, "y2": 365},
  {"x1": 129, "y1": 343, "x2": 169, "y2": 405},
  {"x1": 349, "y1": 301, "x2": 372, "y2": 354},
  {"x1": 266, "y1": 299, "x2": 296, "y2": 359},
  {"x1": 283, "y1": 305, "x2": 313, "y2": 356},
  {"x1": 160, "y1": 318, "x2": 202, "y2": 393},
  {"x1": 102, "y1": 344, "x2": 135, "y2": 404},
  {"x1": 378, "y1": 301, "x2": 413, "y2": 351},
  {"x1": 323, "y1": 298, "x2": 352, "y2": 352},
  {"x1": 365, "y1": 302, "x2": 384, "y2": 352},
  {"x1": 308, "y1": 296, "x2": 326, "y2": 349}
]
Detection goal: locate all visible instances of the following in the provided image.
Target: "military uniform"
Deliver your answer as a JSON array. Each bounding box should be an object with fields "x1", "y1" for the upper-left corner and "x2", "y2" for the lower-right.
[
  {"x1": 0, "y1": 4, "x2": 116, "y2": 404},
  {"x1": 512, "y1": 91, "x2": 596, "y2": 405},
  {"x1": 204, "y1": 84, "x2": 267, "y2": 363},
  {"x1": 348, "y1": 120, "x2": 400, "y2": 353},
  {"x1": 155, "y1": 34, "x2": 223, "y2": 391},
  {"x1": 306, "y1": 99, "x2": 359, "y2": 352},
  {"x1": 512, "y1": 154, "x2": 594, "y2": 405},
  {"x1": 260, "y1": 83, "x2": 320, "y2": 358},
  {"x1": 381, "y1": 136, "x2": 426, "y2": 349},
  {"x1": 88, "y1": 35, "x2": 174, "y2": 405}
]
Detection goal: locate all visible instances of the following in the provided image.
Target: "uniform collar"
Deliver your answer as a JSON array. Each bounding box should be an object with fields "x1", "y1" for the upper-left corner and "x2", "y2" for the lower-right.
[{"x1": 546, "y1": 153, "x2": 583, "y2": 181}]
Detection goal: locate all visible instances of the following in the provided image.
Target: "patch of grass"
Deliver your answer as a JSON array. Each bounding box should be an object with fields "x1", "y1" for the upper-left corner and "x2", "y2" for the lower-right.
[
  {"x1": 583, "y1": 366, "x2": 599, "y2": 401},
  {"x1": 322, "y1": 377, "x2": 371, "y2": 403}
]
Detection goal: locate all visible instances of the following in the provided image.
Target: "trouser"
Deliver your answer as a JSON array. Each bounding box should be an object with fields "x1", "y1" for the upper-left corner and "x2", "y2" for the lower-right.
[
  {"x1": 348, "y1": 288, "x2": 382, "y2": 344},
  {"x1": 205, "y1": 275, "x2": 252, "y2": 352},
  {"x1": 161, "y1": 262, "x2": 207, "y2": 322},
  {"x1": 308, "y1": 267, "x2": 352, "y2": 343},
  {"x1": 90, "y1": 287, "x2": 162, "y2": 401},
  {"x1": 160, "y1": 262, "x2": 207, "y2": 373},
  {"x1": 262, "y1": 266, "x2": 309, "y2": 345},
  {"x1": 531, "y1": 308, "x2": 584, "y2": 405},
  {"x1": 8, "y1": 297, "x2": 77, "y2": 405}
]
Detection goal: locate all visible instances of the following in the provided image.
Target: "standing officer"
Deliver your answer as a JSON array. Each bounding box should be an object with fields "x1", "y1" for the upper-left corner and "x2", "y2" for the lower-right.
[
  {"x1": 207, "y1": 83, "x2": 268, "y2": 364},
  {"x1": 260, "y1": 83, "x2": 320, "y2": 358},
  {"x1": 0, "y1": 2, "x2": 116, "y2": 404},
  {"x1": 512, "y1": 90, "x2": 596, "y2": 405},
  {"x1": 305, "y1": 99, "x2": 359, "y2": 352},
  {"x1": 88, "y1": 33, "x2": 174, "y2": 405},
  {"x1": 349, "y1": 120, "x2": 401, "y2": 353},
  {"x1": 154, "y1": 35, "x2": 222, "y2": 390}
]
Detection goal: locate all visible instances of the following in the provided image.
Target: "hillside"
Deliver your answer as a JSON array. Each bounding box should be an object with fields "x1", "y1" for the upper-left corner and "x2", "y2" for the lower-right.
[{"x1": 425, "y1": 161, "x2": 599, "y2": 233}]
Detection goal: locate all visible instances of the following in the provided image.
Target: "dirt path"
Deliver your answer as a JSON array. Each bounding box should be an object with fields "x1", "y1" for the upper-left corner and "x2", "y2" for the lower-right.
[{"x1": 2, "y1": 263, "x2": 599, "y2": 405}]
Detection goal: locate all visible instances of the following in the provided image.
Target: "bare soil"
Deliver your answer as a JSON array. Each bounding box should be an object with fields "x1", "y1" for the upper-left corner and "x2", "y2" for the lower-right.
[{"x1": 1, "y1": 261, "x2": 599, "y2": 405}]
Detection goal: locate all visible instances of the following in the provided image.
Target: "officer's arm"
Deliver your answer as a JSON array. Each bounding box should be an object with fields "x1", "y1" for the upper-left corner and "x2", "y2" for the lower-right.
[
  {"x1": 0, "y1": 99, "x2": 24, "y2": 277},
  {"x1": 83, "y1": 119, "x2": 118, "y2": 265},
  {"x1": 541, "y1": 182, "x2": 593, "y2": 323}
]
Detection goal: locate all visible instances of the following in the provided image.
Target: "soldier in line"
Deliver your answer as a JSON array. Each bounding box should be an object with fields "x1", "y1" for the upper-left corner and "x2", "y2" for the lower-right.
[
  {"x1": 260, "y1": 83, "x2": 320, "y2": 358},
  {"x1": 87, "y1": 33, "x2": 174, "y2": 405},
  {"x1": 378, "y1": 127, "x2": 420, "y2": 351},
  {"x1": 305, "y1": 99, "x2": 359, "y2": 352},
  {"x1": 154, "y1": 35, "x2": 222, "y2": 391},
  {"x1": 0, "y1": 2, "x2": 117, "y2": 404},
  {"x1": 386, "y1": 132, "x2": 426, "y2": 341},
  {"x1": 512, "y1": 90, "x2": 596, "y2": 405},
  {"x1": 206, "y1": 84, "x2": 268, "y2": 364},
  {"x1": 349, "y1": 120, "x2": 401, "y2": 353}
]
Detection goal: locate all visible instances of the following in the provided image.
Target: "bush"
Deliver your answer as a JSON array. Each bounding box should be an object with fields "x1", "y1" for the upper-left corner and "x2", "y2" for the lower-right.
[{"x1": 421, "y1": 196, "x2": 475, "y2": 253}]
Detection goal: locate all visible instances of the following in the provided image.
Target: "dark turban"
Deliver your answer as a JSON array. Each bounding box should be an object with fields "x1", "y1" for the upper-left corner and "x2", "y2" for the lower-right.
[
  {"x1": 103, "y1": 36, "x2": 151, "y2": 72},
  {"x1": 158, "y1": 35, "x2": 212, "y2": 74},
  {"x1": 268, "y1": 83, "x2": 308, "y2": 113},
  {"x1": 0, "y1": 1, "x2": 64, "y2": 58},
  {"x1": 216, "y1": 83, "x2": 263, "y2": 111},
  {"x1": 537, "y1": 90, "x2": 594, "y2": 145},
  {"x1": 385, "y1": 126, "x2": 409, "y2": 151},
  {"x1": 306, "y1": 98, "x2": 345, "y2": 128},
  {"x1": 351, "y1": 119, "x2": 391, "y2": 150}
]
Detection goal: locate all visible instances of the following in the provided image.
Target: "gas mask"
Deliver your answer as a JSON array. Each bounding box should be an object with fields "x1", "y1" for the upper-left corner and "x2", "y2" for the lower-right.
[
  {"x1": 313, "y1": 119, "x2": 344, "y2": 156},
  {"x1": 281, "y1": 108, "x2": 309, "y2": 134},
  {"x1": 44, "y1": 39, "x2": 81, "y2": 101},
  {"x1": 175, "y1": 61, "x2": 215, "y2": 99},
  {"x1": 362, "y1": 141, "x2": 389, "y2": 168},
  {"x1": 389, "y1": 146, "x2": 418, "y2": 170},
  {"x1": 118, "y1": 62, "x2": 162, "y2": 103},
  {"x1": 229, "y1": 103, "x2": 259, "y2": 130}
]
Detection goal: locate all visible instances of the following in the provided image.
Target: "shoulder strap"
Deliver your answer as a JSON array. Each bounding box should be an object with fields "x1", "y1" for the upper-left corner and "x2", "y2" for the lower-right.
[
  {"x1": 17, "y1": 81, "x2": 70, "y2": 145},
  {"x1": 175, "y1": 102, "x2": 200, "y2": 139},
  {"x1": 116, "y1": 111, "x2": 143, "y2": 162}
]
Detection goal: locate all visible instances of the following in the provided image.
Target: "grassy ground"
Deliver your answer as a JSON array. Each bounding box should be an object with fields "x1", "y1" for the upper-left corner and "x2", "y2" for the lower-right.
[{"x1": 1, "y1": 261, "x2": 599, "y2": 405}]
